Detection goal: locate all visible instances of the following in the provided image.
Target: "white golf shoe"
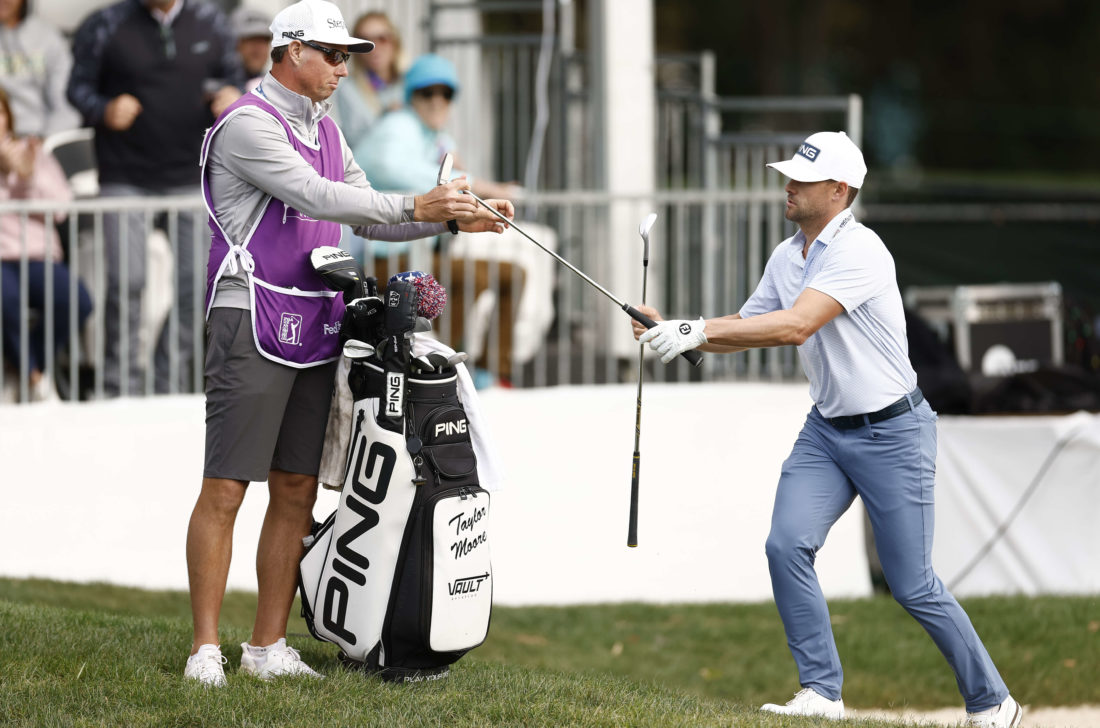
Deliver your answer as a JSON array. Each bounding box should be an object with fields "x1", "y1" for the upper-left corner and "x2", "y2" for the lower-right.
[
  {"x1": 966, "y1": 694, "x2": 1023, "y2": 728},
  {"x1": 760, "y1": 687, "x2": 845, "y2": 719},
  {"x1": 240, "y1": 638, "x2": 322, "y2": 680},
  {"x1": 184, "y1": 644, "x2": 227, "y2": 687}
]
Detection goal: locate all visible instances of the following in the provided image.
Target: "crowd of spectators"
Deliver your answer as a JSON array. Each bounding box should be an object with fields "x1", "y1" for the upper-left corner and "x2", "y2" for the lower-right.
[{"x1": 1, "y1": 0, "x2": 524, "y2": 402}]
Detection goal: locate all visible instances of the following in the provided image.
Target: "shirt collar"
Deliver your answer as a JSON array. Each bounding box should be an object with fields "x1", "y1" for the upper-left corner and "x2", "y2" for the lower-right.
[
  {"x1": 146, "y1": 0, "x2": 183, "y2": 26},
  {"x1": 788, "y1": 207, "x2": 857, "y2": 252},
  {"x1": 256, "y1": 73, "x2": 334, "y2": 134}
]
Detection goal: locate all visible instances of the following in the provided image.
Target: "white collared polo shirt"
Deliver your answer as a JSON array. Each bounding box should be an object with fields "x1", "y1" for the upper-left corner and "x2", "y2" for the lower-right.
[{"x1": 739, "y1": 208, "x2": 917, "y2": 418}]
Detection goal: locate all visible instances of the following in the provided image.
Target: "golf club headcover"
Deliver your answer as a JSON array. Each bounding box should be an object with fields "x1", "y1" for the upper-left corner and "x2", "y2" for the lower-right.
[
  {"x1": 384, "y1": 278, "x2": 419, "y2": 336},
  {"x1": 389, "y1": 271, "x2": 447, "y2": 320},
  {"x1": 341, "y1": 294, "x2": 385, "y2": 346},
  {"x1": 309, "y1": 246, "x2": 365, "y2": 304}
]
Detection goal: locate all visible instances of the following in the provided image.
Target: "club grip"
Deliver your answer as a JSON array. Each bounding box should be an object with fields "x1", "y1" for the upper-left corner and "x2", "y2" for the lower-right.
[
  {"x1": 623, "y1": 305, "x2": 704, "y2": 367},
  {"x1": 628, "y1": 452, "x2": 639, "y2": 547}
]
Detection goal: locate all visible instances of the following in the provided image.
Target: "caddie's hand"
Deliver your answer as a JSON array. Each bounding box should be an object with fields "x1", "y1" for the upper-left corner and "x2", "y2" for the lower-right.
[
  {"x1": 413, "y1": 176, "x2": 478, "y2": 223},
  {"x1": 630, "y1": 304, "x2": 662, "y2": 339},
  {"x1": 458, "y1": 198, "x2": 514, "y2": 233},
  {"x1": 104, "y1": 94, "x2": 142, "y2": 131},
  {"x1": 639, "y1": 317, "x2": 708, "y2": 364}
]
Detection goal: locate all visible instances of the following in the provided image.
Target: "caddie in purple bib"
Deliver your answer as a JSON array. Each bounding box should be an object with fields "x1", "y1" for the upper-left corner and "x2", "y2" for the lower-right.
[{"x1": 200, "y1": 89, "x2": 346, "y2": 368}]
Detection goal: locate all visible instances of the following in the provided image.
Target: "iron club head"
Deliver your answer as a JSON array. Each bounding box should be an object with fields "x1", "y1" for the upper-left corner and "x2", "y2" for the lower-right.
[
  {"x1": 639, "y1": 212, "x2": 657, "y2": 263},
  {"x1": 342, "y1": 339, "x2": 376, "y2": 360}
]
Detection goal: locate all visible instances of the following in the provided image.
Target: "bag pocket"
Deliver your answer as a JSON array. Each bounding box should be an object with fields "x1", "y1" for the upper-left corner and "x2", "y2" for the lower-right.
[
  {"x1": 417, "y1": 404, "x2": 478, "y2": 481},
  {"x1": 422, "y1": 487, "x2": 492, "y2": 653}
]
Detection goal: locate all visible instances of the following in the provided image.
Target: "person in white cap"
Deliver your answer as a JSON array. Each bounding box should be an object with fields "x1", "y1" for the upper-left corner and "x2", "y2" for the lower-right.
[
  {"x1": 183, "y1": 0, "x2": 513, "y2": 687},
  {"x1": 631, "y1": 132, "x2": 1021, "y2": 727},
  {"x1": 230, "y1": 5, "x2": 274, "y2": 91}
]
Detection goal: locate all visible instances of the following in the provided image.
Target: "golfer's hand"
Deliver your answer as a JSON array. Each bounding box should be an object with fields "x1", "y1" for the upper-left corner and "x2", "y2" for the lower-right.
[
  {"x1": 414, "y1": 177, "x2": 479, "y2": 223},
  {"x1": 104, "y1": 94, "x2": 142, "y2": 131},
  {"x1": 639, "y1": 318, "x2": 708, "y2": 364},
  {"x1": 458, "y1": 198, "x2": 514, "y2": 233},
  {"x1": 630, "y1": 304, "x2": 662, "y2": 339}
]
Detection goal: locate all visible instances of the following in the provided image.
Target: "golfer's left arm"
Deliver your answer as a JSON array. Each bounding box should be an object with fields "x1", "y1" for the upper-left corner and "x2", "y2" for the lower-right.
[
  {"x1": 636, "y1": 289, "x2": 843, "y2": 362},
  {"x1": 704, "y1": 288, "x2": 843, "y2": 349}
]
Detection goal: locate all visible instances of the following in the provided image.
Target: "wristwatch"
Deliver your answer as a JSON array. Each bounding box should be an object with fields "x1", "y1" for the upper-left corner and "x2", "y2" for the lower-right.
[{"x1": 447, "y1": 219, "x2": 459, "y2": 235}]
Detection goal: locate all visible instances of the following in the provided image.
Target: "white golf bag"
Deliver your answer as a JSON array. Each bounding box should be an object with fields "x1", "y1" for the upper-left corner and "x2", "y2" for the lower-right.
[{"x1": 298, "y1": 273, "x2": 492, "y2": 682}]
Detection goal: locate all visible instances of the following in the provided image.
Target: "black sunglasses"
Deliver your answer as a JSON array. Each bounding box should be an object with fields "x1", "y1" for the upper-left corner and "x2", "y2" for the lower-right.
[
  {"x1": 413, "y1": 86, "x2": 455, "y2": 102},
  {"x1": 301, "y1": 40, "x2": 350, "y2": 66}
]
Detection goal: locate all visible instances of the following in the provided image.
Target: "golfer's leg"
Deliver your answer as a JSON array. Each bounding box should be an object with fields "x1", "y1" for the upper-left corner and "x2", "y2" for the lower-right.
[
  {"x1": 766, "y1": 411, "x2": 856, "y2": 701},
  {"x1": 252, "y1": 469, "x2": 317, "y2": 646},
  {"x1": 187, "y1": 476, "x2": 247, "y2": 652},
  {"x1": 851, "y1": 404, "x2": 1008, "y2": 712}
]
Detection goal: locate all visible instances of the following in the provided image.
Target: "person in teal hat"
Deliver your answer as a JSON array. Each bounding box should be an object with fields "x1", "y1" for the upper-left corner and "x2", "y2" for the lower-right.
[{"x1": 353, "y1": 53, "x2": 517, "y2": 200}]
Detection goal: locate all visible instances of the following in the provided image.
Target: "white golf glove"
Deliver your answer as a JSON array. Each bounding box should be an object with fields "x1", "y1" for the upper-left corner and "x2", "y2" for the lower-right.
[{"x1": 638, "y1": 318, "x2": 707, "y2": 364}]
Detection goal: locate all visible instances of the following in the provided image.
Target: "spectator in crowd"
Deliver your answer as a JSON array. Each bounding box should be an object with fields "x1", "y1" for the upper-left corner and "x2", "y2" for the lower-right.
[
  {"x1": 0, "y1": 87, "x2": 92, "y2": 402},
  {"x1": 329, "y1": 10, "x2": 405, "y2": 152},
  {"x1": 0, "y1": 0, "x2": 82, "y2": 139},
  {"x1": 354, "y1": 53, "x2": 525, "y2": 384},
  {"x1": 230, "y1": 5, "x2": 271, "y2": 92},
  {"x1": 67, "y1": 0, "x2": 244, "y2": 396},
  {"x1": 355, "y1": 53, "x2": 518, "y2": 201}
]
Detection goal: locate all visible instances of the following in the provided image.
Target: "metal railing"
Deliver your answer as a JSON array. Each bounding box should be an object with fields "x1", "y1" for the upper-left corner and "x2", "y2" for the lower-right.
[{"x1": 1, "y1": 187, "x2": 800, "y2": 402}]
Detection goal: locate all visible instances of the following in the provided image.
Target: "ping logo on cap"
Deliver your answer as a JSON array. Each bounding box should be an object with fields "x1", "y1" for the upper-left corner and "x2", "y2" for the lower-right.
[
  {"x1": 282, "y1": 30, "x2": 304, "y2": 38},
  {"x1": 796, "y1": 142, "x2": 821, "y2": 162}
]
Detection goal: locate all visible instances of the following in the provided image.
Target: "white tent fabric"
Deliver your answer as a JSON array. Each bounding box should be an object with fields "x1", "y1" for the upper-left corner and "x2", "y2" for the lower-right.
[{"x1": 934, "y1": 411, "x2": 1100, "y2": 596}]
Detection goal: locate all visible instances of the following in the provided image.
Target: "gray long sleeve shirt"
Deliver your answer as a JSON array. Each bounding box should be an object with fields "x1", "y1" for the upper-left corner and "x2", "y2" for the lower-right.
[{"x1": 207, "y1": 72, "x2": 446, "y2": 309}]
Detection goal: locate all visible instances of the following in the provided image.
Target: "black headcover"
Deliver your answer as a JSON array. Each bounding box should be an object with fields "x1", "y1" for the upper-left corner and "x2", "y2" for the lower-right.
[{"x1": 310, "y1": 246, "x2": 365, "y2": 304}]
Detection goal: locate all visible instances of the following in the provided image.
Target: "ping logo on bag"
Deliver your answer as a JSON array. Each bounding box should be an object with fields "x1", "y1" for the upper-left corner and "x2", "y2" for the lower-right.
[
  {"x1": 322, "y1": 439, "x2": 398, "y2": 644},
  {"x1": 385, "y1": 372, "x2": 404, "y2": 417},
  {"x1": 434, "y1": 419, "x2": 467, "y2": 438}
]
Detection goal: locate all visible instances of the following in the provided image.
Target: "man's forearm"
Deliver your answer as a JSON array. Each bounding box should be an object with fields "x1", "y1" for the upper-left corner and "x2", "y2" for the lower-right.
[{"x1": 705, "y1": 309, "x2": 814, "y2": 349}]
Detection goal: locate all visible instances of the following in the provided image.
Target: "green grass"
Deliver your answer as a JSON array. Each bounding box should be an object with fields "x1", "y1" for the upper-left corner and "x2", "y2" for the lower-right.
[{"x1": 1, "y1": 578, "x2": 1098, "y2": 727}]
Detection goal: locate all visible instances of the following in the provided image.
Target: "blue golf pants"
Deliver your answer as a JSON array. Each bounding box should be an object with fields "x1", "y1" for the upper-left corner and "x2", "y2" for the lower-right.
[{"x1": 765, "y1": 399, "x2": 1008, "y2": 711}]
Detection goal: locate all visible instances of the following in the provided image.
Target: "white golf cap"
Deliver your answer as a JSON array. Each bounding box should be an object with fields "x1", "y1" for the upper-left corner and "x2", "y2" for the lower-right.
[
  {"x1": 270, "y1": 0, "x2": 374, "y2": 53},
  {"x1": 767, "y1": 131, "x2": 867, "y2": 189}
]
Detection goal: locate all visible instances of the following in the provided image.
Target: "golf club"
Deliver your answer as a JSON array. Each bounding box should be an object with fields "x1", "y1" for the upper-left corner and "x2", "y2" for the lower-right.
[
  {"x1": 459, "y1": 188, "x2": 703, "y2": 367},
  {"x1": 628, "y1": 212, "x2": 657, "y2": 548}
]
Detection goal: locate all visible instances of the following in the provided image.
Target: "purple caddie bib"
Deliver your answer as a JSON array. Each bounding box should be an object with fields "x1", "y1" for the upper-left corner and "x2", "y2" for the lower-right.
[{"x1": 200, "y1": 88, "x2": 347, "y2": 368}]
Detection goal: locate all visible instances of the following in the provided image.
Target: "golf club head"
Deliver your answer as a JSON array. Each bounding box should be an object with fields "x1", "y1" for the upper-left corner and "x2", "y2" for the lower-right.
[
  {"x1": 412, "y1": 355, "x2": 436, "y2": 372},
  {"x1": 446, "y1": 352, "x2": 469, "y2": 367},
  {"x1": 342, "y1": 339, "x2": 376, "y2": 360},
  {"x1": 310, "y1": 246, "x2": 365, "y2": 303},
  {"x1": 638, "y1": 213, "x2": 657, "y2": 262},
  {"x1": 437, "y1": 153, "x2": 454, "y2": 186}
]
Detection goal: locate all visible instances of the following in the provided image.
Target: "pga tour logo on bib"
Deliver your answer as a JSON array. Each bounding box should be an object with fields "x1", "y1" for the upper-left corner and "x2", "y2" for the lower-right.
[{"x1": 279, "y1": 312, "x2": 303, "y2": 345}]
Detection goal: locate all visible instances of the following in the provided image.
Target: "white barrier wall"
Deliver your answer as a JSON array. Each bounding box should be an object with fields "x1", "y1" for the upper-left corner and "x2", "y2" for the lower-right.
[{"x1": 0, "y1": 382, "x2": 872, "y2": 605}]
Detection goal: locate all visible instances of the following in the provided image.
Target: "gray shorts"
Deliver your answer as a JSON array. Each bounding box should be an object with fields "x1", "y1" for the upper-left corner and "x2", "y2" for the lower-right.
[{"x1": 203, "y1": 308, "x2": 337, "y2": 482}]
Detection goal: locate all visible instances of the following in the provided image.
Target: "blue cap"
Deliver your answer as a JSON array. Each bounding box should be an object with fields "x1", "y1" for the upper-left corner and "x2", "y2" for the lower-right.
[{"x1": 404, "y1": 54, "x2": 459, "y2": 103}]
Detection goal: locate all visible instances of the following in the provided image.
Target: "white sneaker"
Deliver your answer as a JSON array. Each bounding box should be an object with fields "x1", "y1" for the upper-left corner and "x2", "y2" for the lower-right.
[
  {"x1": 966, "y1": 694, "x2": 1023, "y2": 728},
  {"x1": 184, "y1": 644, "x2": 227, "y2": 687},
  {"x1": 760, "y1": 687, "x2": 845, "y2": 719},
  {"x1": 240, "y1": 638, "x2": 322, "y2": 680}
]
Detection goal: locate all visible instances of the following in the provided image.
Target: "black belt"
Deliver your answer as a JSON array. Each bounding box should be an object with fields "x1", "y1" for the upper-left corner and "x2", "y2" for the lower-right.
[{"x1": 823, "y1": 388, "x2": 924, "y2": 430}]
